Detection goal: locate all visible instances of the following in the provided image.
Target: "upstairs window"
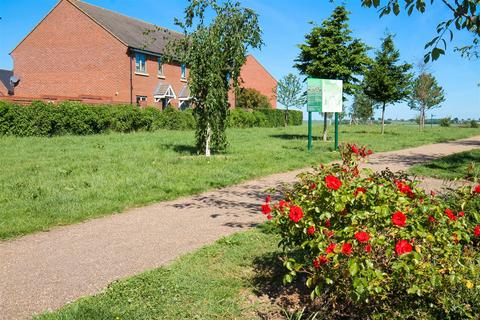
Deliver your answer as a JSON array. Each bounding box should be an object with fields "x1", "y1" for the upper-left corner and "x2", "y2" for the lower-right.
[
  {"x1": 181, "y1": 64, "x2": 186, "y2": 79},
  {"x1": 135, "y1": 53, "x2": 147, "y2": 74},
  {"x1": 158, "y1": 58, "x2": 164, "y2": 77}
]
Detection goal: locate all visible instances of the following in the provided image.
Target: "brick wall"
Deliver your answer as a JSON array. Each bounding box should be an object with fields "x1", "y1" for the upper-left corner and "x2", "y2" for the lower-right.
[
  {"x1": 11, "y1": 0, "x2": 131, "y2": 103},
  {"x1": 130, "y1": 54, "x2": 189, "y2": 108},
  {"x1": 237, "y1": 55, "x2": 277, "y2": 108}
]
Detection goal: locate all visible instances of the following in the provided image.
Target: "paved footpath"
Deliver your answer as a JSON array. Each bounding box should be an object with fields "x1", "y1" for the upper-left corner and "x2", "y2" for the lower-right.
[{"x1": 1, "y1": 136, "x2": 479, "y2": 319}]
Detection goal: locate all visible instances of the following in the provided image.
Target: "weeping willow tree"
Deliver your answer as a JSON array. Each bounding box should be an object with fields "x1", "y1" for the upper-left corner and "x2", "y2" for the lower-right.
[{"x1": 168, "y1": 0, "x2": 262, "y2": 156}]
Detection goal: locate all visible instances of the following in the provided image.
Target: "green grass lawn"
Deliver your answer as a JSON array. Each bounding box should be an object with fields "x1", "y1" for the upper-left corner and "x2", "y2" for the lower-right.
[
  {"x1": 409, "y1": 148, "x2": 480, "y2": 181},
  {"x1": 37, "y1": 225, "x2": 282, "y2": 320},
  {"x1": 1, "y1": 124, "x2": 479, "y2": 240}
]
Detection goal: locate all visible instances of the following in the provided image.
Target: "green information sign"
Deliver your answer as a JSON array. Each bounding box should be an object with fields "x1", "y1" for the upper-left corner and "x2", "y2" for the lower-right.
[
  {"x1": 306, "y1": 78, "x2": 343, "y2": 151},
  {"x1": 307, "y1": 78, "x2": 343, "y2": 113}
]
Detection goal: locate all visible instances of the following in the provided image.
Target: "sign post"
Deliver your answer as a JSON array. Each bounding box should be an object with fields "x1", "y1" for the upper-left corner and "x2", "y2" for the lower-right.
[
  {"x1": 307, "y1": 112, "x2": 313, "y2": 151},
  {"x1": 307, "y1": 78, "x2": 343, "y2": 151}
]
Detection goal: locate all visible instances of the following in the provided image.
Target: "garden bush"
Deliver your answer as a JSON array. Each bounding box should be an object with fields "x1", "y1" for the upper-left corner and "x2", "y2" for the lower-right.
[
  {"x1": 235, "y1": 87, "x2": 271, "y2": 109},
  {"x1": 0, "y1": 101, "x2": 302, "y2": 137},
  {"x1": 261, "y1": 145, "x2": 480, "y2": 319},
  {"x1": 440, "y1": 117, "x2": 452, "y2": 127}
]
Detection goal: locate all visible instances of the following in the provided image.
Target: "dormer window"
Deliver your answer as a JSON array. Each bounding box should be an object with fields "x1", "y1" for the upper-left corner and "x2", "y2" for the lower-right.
[
  {"x1": 181, "y1": 64, "x2": 186, "y2": 79},
  {"x1": 135, "y1": 53, "x2": 147, "y2": 74}
]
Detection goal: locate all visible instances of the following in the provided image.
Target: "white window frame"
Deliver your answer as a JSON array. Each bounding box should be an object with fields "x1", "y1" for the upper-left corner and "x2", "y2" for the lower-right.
[
  {"x1": 158, "y1": 57, "x2": 164, "y2": 77},
  {"x1": 181, "y1": 64, "x2": 186, "y2": 79},
  {"x1": 135, "y1": 53, "x2": 147, "y2": 74}
]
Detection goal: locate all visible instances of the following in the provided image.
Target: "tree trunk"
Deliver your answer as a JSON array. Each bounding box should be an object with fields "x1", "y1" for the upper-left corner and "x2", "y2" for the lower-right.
[
  {"x1": 381, "y1": 103, "x2": 386, "y2": 135},
  {"x1": 284, "y1": 108, "x2": 288, "y2": 127},
  {"x1": 205, "y1": 123, "x2": 211, "y2": 157},
  {"x1": 322, "y1": 113, "x2": 328, "y2": 141},
  {"x1": 421, "y1": 108, "x2": 426, "y2": 131}
]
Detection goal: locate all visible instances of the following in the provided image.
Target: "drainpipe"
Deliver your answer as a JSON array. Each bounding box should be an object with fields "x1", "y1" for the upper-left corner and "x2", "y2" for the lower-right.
[{"x1": 129, "y1": 50, "x2": 133, "y2": 105}]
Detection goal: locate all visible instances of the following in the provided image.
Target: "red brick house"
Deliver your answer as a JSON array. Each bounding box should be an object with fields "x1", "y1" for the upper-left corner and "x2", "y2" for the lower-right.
[{"x1": 8, "y1": 0, "x2": 277, "y2": 108}]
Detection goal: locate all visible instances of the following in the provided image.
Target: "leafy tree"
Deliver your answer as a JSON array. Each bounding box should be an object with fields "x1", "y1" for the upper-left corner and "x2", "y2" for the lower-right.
[
  {"x1": 409, "y1": 68, "x2": 446, "y2": 130},
  {"x1": 277, "y1": 73, "x2": 306, "y2": 126},
  {"x1": 295, "y1": 6, "x2": 370, "y2": 140},
  {"x1": 363, "y1": 33, "x2": 412, "y2": 134},
  {"x1": 168, "y1": 0, "x2": 262, "y2": 156},
  {"x1": 235, "y1": 88, "x2": 271, "y2": 110},
  {"x1": 360, "y1": 0, "x2": 480, "y2": 61},
  {"x1": 350, "y1": 91, "x2": 376, "y2": 124}
]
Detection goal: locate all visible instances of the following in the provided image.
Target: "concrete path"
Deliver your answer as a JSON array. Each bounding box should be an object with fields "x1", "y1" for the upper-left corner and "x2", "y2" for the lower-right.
[{"x1": 1, "y1": 136, "x2": 479, "y2": 319}]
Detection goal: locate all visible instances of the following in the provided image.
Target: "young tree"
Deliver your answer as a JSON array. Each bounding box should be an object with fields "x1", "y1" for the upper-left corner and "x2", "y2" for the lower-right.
[
  {"x1": 277, "y1": 73, "x2": 306, "y2": 126},
  {"x1": 363, "y1": 33, "x2": 412, "y2": 134},
  {"x1": 361, "y1": 0, "x2": 480, "y2": 61},
  {"x1": 169, "y1": 0, "x2": 262, "y2": 156},
  {"x1": 295, "y1": 6, "x2": 370, "y2": 141},
  {"x1": 409, "y1": 70, "x2": 446, "y2": 130},
  {"x1": 350, "y1": 91, "x2": 376, "y2": 124}
]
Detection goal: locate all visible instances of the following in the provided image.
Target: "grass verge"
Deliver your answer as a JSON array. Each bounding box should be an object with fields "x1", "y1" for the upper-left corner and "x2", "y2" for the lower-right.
[
  {"x1": 37, "y1": 225, "x2": 282, "y2": 320},
  {"x1": 409, "y1": 148, "x2": 480, "y2": 181},
  {"x1": 1, "y1": 124, "x2": 479, "y2": 239}
]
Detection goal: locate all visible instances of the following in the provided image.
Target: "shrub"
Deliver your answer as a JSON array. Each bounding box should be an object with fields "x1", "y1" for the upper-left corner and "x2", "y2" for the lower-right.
[
  {"x1": 440, "y1": 117, "x2": 451, "y2": 127},
  {"x1": 261, "y1": 145, "x2": 480, "y2": 319},
  {"x1": 235, "y1": 88, "x2": 272, "y2": 109},
  {"x1": 0, "y1": 101, "x2": 303, "y2": 137},
  {"x1": 470, "y1": 120, "x2": 478, "y2": 128}
]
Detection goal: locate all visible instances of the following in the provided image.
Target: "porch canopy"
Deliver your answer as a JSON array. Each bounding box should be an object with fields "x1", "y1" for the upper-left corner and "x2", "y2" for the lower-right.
[{"x1": 153, "y1": 83, "x2": 176, "y2": 102}]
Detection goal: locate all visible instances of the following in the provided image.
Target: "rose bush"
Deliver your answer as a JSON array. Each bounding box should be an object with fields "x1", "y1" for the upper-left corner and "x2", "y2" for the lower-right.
[{"x1": 261, "y1": 144, "x2": 480, "y2": 319}]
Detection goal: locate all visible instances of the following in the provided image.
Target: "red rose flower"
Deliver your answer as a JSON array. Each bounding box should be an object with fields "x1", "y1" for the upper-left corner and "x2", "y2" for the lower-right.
[
  {"x1": 325, "y1": 219, "x2": 331, "y2": 228},
  {"x1": 458, "y1": 211, "x2": 465, "y2": 217},
  {"x1": 289, "y1": 205, "x2": 303, "y2": 223},
  {"x1": 474, "y1": 225, "x2": 480, "y2": 237},
  {"x1": 326, "y1": 243, "x2": 336, "y2": 254},
  {"x1": 261, "y1": 204, "x2": 271, "y2": 215},
  {"x1": 395, "y1": 240, "x2": 413, "y2": 256},
  {"x1": 313, "y1": 255, "x2": 329, "y2": 268},
  {"x1": 278, "y1": 200, "x2": 288, "y2": 212},
  {"x1": 351, "y1": 144, "x2": 360, "y2": 154},
  {"x1": 265, "y1": 195, "x2": 271, "y2": 203},
  {"x1": 430, "y1": 190, "x2": 436, "y2": 197},
  {"x1": 428, "y1": 216, "x2": 436, "y2": 223},
  {"x1": 325, "y1": 175, "x2": 342, "y2": 190},
  {"x1": 367, "y1": 149, "x2": 373, "y2": 155},
  {"x1": 310, "y1": 183, "x2": 317, "y2": 190},
  {"x1": 396, "y1": 181, "x2": 414, "y2": 197},
  {"x1": 474, "y1": 185, "x2": 480, "y2": 193},
  {"x1": 307, "y1": 226, "x2": 315, "y2": 236},
  {"x1": 392, "y1": 211, "x2": 407, "y2": 227},
  {"x1": 365, "y1": 244, "x2": 372, "y2": 253},
  {"x1": 341, "y1": 243, "x2": 353, "y2": 255},
  {"x1": 354, "y1": 231, "x2": 370, "y2": 243},
  {"x1": 266, "y1": 214, "x2": 272, "y2": 220},
  {"x1": 354, "y1": 187, "x2": 367, "y2": 197},
  {"x1": 445, "y1": 208, "x2": 457, "y2": 221}
]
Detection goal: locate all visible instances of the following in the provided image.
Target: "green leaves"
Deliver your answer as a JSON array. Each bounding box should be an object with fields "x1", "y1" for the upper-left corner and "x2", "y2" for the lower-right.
[
  {"x1": 169, "y1": 0, "x2": 263, "y2": 155},
  {"x1": 363, "y1": 1, "x2": 479, "y2": 61},
  {"x1": 295, "y1": 5, "x2": 371, "y2": 98},
  {"x1": 266, "y1": 143, "x2": 480, "y2": 314}
]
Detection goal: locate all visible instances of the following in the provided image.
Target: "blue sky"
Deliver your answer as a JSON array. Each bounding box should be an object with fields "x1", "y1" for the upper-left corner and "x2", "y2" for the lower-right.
[{"x1": 0, "y1": 0, "x2": 478, "y2": 120}]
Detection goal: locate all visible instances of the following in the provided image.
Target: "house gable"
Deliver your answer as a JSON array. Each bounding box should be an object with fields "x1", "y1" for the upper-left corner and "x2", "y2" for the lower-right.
[{"x1": 10, "y1": 0, "x2": 132, "y2": 101}]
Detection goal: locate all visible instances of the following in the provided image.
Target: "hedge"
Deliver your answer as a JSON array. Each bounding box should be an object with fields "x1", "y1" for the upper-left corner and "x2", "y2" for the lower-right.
[{"x1": 0, "y1": 101, "x2": 303, "y2": 137}]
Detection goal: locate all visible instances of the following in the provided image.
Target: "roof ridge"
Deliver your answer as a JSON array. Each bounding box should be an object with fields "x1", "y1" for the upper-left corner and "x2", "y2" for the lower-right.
[{"x1": 72, "y1": 0, "x2": 184, "y2": 37}]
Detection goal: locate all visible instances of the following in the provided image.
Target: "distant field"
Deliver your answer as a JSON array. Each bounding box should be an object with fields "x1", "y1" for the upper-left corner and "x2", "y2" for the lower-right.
[
  {"x1": 410, "y1": 149, "x2": 480, "y2": 181},
  {"x1": 1, "y1": 124, "x2": 479, "y2": 239}
]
